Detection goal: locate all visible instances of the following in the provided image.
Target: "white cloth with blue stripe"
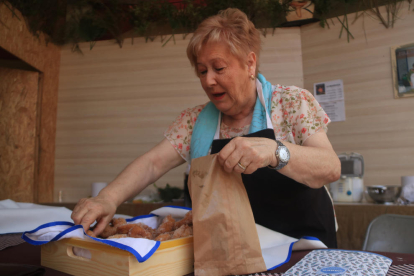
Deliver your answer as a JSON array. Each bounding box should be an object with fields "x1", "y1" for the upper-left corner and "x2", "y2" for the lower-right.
[
  {"x1": 22, "y1": 206, "x2": 191, "y2": 263},
  {"x1": 256, "y1": 224, "x2": 327, "y2": 270},
  {"x1": 21, "y1": 204, "x2": 326, "y2": 268}
]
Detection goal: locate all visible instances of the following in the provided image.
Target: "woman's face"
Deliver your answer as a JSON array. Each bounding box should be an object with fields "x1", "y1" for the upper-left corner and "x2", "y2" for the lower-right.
[{"x1": 196, "y1": 42, "x2": 256, "y2": 118}]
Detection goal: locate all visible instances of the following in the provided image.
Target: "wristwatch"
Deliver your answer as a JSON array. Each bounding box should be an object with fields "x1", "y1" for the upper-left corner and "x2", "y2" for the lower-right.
[{"x1": 269, "y1": 140, "x2": 290, "y2": 170}]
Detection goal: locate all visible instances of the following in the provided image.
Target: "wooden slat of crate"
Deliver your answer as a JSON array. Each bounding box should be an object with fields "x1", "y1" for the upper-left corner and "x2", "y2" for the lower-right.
[{"x1": 41, "y1": 237, "x2": 194, "y2": 276}]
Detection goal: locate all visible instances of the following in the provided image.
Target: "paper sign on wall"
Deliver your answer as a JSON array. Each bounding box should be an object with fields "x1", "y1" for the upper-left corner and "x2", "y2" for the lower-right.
[{"x1": 313, "y1": 79, "x2": 346, "y2": 122}]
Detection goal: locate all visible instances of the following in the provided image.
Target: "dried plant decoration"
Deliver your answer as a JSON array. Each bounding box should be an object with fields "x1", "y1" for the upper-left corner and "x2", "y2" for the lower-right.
[
  {"x1": 0, "y1": 0, "x2": 412, "y2": 49},
  {"x1": 362, "y1": 0, "x2": 405, "y2": 28}
]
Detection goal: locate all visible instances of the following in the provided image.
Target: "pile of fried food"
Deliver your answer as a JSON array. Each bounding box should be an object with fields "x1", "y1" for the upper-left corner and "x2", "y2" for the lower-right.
[{"x1": 87, "y1": 211, "x2": 192, "y2": 242}]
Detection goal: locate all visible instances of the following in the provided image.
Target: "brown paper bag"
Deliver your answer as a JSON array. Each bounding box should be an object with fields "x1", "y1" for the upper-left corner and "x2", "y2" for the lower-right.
[{"x1": 188, "y1": 154, "x2": 266, "y2": 276}]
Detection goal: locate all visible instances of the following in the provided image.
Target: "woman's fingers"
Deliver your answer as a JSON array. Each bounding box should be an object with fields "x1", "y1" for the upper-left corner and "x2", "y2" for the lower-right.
[
  {"x1": 223, "y1": 148, "x2": 244, "y2": 173},
  {"x1": 71, "y1": 198, "x2": 90, "y2": 225},
  {"x1": 217, "y1": 139, "x2": 236, "y2": 166},
  {"x1": 71, "y1": 196, "x2": 116, "y2": 234},
  {"x1": 236, "y1": 156, "x2": 253, "y2": 174},
  {"x1": 219, "y1": 137, "x2": 250, "y2": 173},
  {"x1": 243, "y1": 162, "x2": 259, "y2": 175},
  {"x1": 218, "y1": 137, "x2": 277, "y2": 174},
  {"x1": 79, "y1": 209, "x2": 101, "y2": 232},
  {"x1": 92, "y1": 216, "x2": 112, "y2": 236}
]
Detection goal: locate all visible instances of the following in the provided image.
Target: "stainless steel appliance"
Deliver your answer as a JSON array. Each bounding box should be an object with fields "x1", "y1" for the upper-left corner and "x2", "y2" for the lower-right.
[{"x1": 330, "y1": 152, "x2": 364, "y2": 203}]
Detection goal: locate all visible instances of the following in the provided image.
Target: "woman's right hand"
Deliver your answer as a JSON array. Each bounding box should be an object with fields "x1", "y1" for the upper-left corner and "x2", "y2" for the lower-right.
[
  {"x1": 70, "y1": 138, "x2": 185, "y2": 236},
  {"x1": 71, "y1": 194, "x2": 117, "y2": 236}
]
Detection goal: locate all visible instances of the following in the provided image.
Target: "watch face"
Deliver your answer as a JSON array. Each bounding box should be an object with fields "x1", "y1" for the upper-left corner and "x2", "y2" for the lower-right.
[{"x1": 279, "y1": 147, "x2": 290, "y2": 162}]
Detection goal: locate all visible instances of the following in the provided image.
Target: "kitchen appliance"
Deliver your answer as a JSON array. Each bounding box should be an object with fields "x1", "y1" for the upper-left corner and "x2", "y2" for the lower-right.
[{"x1": 329, "y1": 152, "x2": 364, "y2": 203}]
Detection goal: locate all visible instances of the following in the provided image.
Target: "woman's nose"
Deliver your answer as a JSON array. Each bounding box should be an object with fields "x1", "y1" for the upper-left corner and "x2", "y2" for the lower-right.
[{"x1": 206, "y1": 71, "x2": 217, "y2": 86}]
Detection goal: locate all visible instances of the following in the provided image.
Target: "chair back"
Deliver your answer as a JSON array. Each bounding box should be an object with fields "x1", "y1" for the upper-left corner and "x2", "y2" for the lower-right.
[{"x1": 362, "y1": 214, "x2": 414, "y2": 254}]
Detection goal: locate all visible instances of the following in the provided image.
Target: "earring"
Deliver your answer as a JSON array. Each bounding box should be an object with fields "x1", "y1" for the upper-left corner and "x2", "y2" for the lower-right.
[{"x1": 250, "y1": 74, "x2": 255, "y2": 80}]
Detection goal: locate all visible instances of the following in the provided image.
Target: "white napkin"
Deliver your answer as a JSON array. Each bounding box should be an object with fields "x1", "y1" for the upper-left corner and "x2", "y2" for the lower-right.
[
  {"x1": 256, "y1": 224, "x2": 327, "y2": 270},
  {"x1": 0, "y1": 199, "x2": 73, "y2": 234}
]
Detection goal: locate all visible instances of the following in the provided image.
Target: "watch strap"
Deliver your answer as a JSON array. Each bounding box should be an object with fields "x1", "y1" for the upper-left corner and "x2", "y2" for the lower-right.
[{"x1": 268, "y1": 140, "x2": 289, "y2": 170}]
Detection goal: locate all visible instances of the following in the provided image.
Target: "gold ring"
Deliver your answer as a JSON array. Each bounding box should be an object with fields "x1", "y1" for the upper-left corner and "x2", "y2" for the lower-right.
[{"x1": 237, "y1": 162, "x2": 246, "y2": 170}]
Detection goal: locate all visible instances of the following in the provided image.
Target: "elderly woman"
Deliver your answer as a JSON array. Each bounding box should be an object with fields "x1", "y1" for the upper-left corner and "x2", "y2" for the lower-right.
[{"x1": 71, "y1": 8, "x2": 340, "y2": 248}]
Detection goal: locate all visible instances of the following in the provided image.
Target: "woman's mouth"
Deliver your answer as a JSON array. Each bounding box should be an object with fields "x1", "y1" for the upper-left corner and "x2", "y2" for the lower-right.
[{"x1": 212, "y1": 92, "x2": 226, "y2": 100}]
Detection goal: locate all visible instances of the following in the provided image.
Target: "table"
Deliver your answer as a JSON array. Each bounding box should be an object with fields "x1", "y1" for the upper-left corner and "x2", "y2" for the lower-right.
[
  {"x1": 1, "y1": 242, "x2": 414, "y2": 276},
  {"x1": 44, "y1": 202, "x2": 414, "y2": 251}
]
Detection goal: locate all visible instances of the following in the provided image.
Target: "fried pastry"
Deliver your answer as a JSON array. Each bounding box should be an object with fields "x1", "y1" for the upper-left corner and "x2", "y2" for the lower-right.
[
  {"x1": 100, "y1": 224, "x2": 118, "y2": 238},
  {"x1": 99, "y1": 218, "x2": 127, "y2": 238},
  {"x1": 86, "y1": 230, "x2": 96, "y2": 237},
  {"x1": 98, "y1": 214, "x2": 192, "y2": 241},
  {"x1": 155, "y1": 215, "x2": 176, "y2": 236},
  {"x1": 112, "y1": 218, "x2": 127, "y2": 227},
  {"x1": 128, "y1": 224, "x2": 153, "y2": 239},
  {"x1": 175, "y1": 211, "x2": 192, "y2": 229},
  {"x1": 172, "y1": 225, "x2": 193, "y2": 239},
  {"x1": 138, "y1": 222, "x2": 155, "y2": 238},
  {"x1": 154, "y1": 232, "x2": 172, "y2": 241},
  {"x1": 116, "y1": 224, "x2": 135, "y2": 234}
]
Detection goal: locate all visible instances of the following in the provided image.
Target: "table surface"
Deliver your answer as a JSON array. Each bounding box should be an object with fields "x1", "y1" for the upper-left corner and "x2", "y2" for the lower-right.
[
  {"x1": 43, "y1": 202, "x2": 414, "y2": 251},
  {"x1": 1, "y1": 242, "x2": 414, "y2": 276}
]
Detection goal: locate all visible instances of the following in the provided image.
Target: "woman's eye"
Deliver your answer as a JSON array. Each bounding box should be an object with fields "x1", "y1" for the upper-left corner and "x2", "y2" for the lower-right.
[
  {"x1": 200, "y1": 70, "x2": 207, "y2": 75},
  {"x1": 216, "y1": 68, "x2": 224, "y2": 72}
]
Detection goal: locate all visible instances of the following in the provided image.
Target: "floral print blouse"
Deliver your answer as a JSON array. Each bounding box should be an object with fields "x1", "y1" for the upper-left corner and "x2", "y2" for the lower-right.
[{"x1": 164, "y1": 85, "x2": 330, "y2": 162}]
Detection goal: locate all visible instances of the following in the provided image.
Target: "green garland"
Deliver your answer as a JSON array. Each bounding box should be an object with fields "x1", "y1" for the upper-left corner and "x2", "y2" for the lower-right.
[
  {"x1": 0, "y1": 0, "x2": 289, "y2": 51},
  {"x1": 0, "y1": 0, "x2": 411, "y2": 51}
]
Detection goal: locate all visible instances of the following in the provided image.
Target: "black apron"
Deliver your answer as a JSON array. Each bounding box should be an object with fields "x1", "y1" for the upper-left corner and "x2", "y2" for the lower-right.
[{"x1": 185, "y1": 128, "x2": 337, "y2": 248}]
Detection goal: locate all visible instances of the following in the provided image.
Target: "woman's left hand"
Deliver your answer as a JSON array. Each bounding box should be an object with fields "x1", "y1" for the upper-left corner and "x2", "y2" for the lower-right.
[{"x1": 217, "y1": 137, "x2": 277, "y2": 174}]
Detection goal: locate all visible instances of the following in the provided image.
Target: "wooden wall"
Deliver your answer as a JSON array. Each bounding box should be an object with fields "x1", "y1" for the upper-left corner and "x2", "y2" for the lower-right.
[
  {"x1": 0, "y1": 69, "x2": 39, "y2": 202},
  {"x1": 55, "y1": 28, "x2": 303, "y2": 202},
  {"x1": 0, "y1": 3, "x2": 61, "y2": 203},
  {"x1": 301, "y1": 2, "x2": 414, "y2": 187}
]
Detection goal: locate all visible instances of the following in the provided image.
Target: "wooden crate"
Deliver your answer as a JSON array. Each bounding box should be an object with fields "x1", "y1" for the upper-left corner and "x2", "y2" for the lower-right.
[{"x1": 41, "y1": 237, "x2": 194, "y2": 276}]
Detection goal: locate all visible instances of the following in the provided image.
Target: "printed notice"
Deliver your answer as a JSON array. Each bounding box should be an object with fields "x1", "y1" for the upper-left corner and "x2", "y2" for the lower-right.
[
  {"x1": 313, "y1": 80, "x2": 346, "y2": 122},
  {"x1": 319, "y1": 101, "x2": 345, "y2": 122}
]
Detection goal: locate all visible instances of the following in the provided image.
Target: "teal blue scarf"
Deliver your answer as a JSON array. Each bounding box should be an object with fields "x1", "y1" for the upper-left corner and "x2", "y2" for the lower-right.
[{"x1": 189, "y1": 74, "x2": 273, "y2": 162}]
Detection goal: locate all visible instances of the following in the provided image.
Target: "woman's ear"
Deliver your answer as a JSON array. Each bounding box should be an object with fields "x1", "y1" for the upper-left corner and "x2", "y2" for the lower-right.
[{"x1": 246, "y1": 52, "x2": 257, "y2": 75}]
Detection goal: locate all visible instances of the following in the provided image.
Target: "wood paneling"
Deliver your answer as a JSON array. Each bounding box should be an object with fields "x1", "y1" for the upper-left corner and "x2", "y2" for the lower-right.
[
  {"x1": 335, "y1": 204, "x2": 414, "y2": 250},
  {"x1": 56, "y1": 28, "x2": 303, "y2": 202},
  {"x1": 0, "y1": 3, "x2": 61, "y2": 202},
  {"x1": 301, "y1": 3, "x2": 414, "y2": 187},
  {"x1": 0, "y1": 68, "x2": 39, "y2": 202}
]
